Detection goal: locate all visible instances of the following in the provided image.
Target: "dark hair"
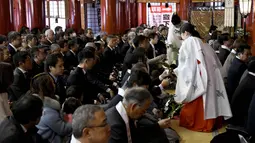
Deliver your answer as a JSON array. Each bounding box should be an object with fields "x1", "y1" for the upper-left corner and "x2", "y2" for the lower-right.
[
  {"x1": 30, "y1": 47, "x2": 39, "y2": 58},
  {"x1": 180, "y1": 23, "x2": 201, "y2": 38},
  {"x1": 63, "y1": 97, "x2": 82, "y2": 114},
  {"x1": 232, "y1": 39, "x2": 245, "y2": 50},
  {"x1": 12, "y1": 93, "x2": 43, "y2": 124},
  {"x1": 0, "y1": 35, "x2": 7, "y2": 44},
  {"x1": 55, "y1": 26, "x2": 62, "y2": 33},
  {"x1": 236, "y1": 43, "x2": 251, "y2": 54},
  {"x1": 211, "y1": 31, "x2": 218, "y2": 40},
  {"x1": 218, "y1": 33, "x2": 230, "y2": 45},
  {"x1": 8, "y1": 31, "x2": 21, "y2": 43},
  {"x1": 136, "y1": 27, "x2": 144, "y2": 34},
  {"x1": 31, "y1": 28, "x2": 40, "y2": 35},
  {"x1": 19, "y1": 26, "x2": 29, "y2": 35},
  {"x1": 133, "y1": 35, "x2": 148, "y2": 48},
  {"x1": 159, "y1": 26, "x2": 167, "y2": 32},
  {"x1": 171, "y1": 14, "x2": 181, "y2": 26},
  {"x1": 26, "y1": 34, "x2": 37, "y2": 43},
  {"x1": 84, "y1": 46, "x2": 96, "y2": 53},
  {"x1": 57, "y1": 39, "x2": 68, "y2": 48},
  {"x1": 68, "y1": 39, "x2": 77, "y2": 49},
  {"x1": 42, "y1": 28, "x2": 50, "y2": 34},
  {"x1": 149, "y1": 33, "x2": 158, "y2": 40},
  {"x1": 66, "y1": 85, "x2": 84, "y2": 99},
  {"x1": 65, "y1": 28, "x2": 75, "y2": 36},
  {"x1": 13, "y1": 51, "x2": 30, "y2": 67},
  {"x1": 209, "y1": 25, "x2": 218, "y2": 33},
  {"x1": 77, "y1": 49, "x2": 95, "y2": 63},
  {"x1": 126, "y1": 70, "x2": 151, "y2": 88},
  {"x1": 131, "y1": 62, "x2": 147, "y2": 73},
  {"x1": 30, "y1": 73, "x2": 55, "y2": 99},
  {"x1": 55, "y1": 32, "x2": 65, "y2": 41},
  {"x1": 94, "y1": 42, "x2": 102, "y2": 51},
  {"x1": 45, "y1": 53, "x2": 63, "y2": 72}
]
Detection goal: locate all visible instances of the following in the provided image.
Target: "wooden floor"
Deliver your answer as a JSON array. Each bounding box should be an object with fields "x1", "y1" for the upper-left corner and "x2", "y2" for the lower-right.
[{"x1": 171, "y1": 120, "x2": 226, "y2": 143}]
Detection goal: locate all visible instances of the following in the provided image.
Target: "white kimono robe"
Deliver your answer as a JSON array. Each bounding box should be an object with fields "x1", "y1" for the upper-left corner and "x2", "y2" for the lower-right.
[
  {"x1": 166, "y1": 18, "x2": 187, "y2": 65},
  {"x1": 174, "y1": 36, "x2": 232, "y2": 120}
]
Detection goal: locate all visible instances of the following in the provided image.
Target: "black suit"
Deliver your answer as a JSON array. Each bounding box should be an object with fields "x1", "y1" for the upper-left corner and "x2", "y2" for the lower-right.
[
  {"x1": 230, "y1": 73, "x2": 255, "y2": 127},
  {"x1": 106, "y1": 106, "x2": 163, "y2": 143},
  {"x1": 9, "y1": 68, "x2": 30, "y2": 102},
  {"x1": 48, "y1": 73, "x2": 66, "y2": 104},
  {"x1": 147, "y1": 44, "x2": 155, "y2": 59},
  {"x1": 65, "y1": 50, "x2": 78, "y2": 72},
  {"x1": 107, "y1": 95, "x2": 123, "y2": 110},
  {"x1": 0, "y1": 116, "x2": 34, "y2": 143},
  {"x1": 218, "y1": 47, "x2": 231, "y2": 65},
  {"x1": 227, "y1": 58, "x2": 247, "y2": 101},
  {"x1": 102, "y1": 47, "x2": 116, "y2": 75},
  {"x1": 67, "y1": 67, "x2": 98, "y2": 104},
  {"x1": 0, "y1": 62, "x2": 13, "y2": 94},
  {"x1": 7, "y1": 44, "x2": 17, "y2": 60},
  {"x1": 155, "y1": 40, "x2": 167, "y2": 56},
  {"x1": 31, "y1": 60, "x2": 44, "y2": 77}
]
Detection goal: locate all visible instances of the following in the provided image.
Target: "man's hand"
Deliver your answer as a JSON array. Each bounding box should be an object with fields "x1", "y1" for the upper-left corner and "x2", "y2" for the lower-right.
[{"x1": 158, "y1": 118, "x2": 171, "y2": 129}]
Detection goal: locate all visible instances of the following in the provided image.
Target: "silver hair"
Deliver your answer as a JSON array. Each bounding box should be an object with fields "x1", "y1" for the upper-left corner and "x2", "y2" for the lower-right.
[
  {"x1": 122, "y1": 87, "x2": 153, "y2": 107},
  {"x1": 85, "y1": 42, "x2": 96, "y2": 49},
  {"x1": 50, "y1": 44, "x2": 60, "y2": 51},
  {"x1": 127, "y1": 32, "x2": 136, "y2": 42},
  {"x1": 45, "y1": 29, "x2": 54, "y2": 37},
  {"x1": 72, "y1": 105, "x2": 103, "y2": 139},
  {"x1": 143, "y1": 29, "x2": 153, "y2": 37}
]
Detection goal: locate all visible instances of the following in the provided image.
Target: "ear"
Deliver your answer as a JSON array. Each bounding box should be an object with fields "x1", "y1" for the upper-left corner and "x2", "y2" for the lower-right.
[
  {"x1": 130, "y1": 103, "x2": 138, "y2": 111},
  {"x1": 82, "y1": 128, "x2": 90, "y2": 138}
]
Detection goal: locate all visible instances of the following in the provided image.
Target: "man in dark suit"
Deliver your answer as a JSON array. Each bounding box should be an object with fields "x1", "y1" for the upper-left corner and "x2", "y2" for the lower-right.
[
  {"x1": 227, "y1": 43, "x2": 251, "y2": 101},
  {"x1": 45, "y1": 53, "x2": 66, "y2": 104},
  {"x1": 65, "y1": 39, "x2": 79, "y2": 72},
  {"x1": 7, "y1": 31, "x2": 22, "y2": 61},
  {"x1": 67, "y1": 49, "x2": 103, "y2": 104},
  {"x1": 101, "y1": 36, "x2": 118, "y2": 76},
  {"x1": 217, "y1": 33, "x2": 233, "y2": 65},
  {"x1": 230, "y1": 57, "x2": 255, "y2": 127},
  {"x1": 0, "y1": 93, "x2": 43, "y2": 143},
  {"x1": 30, "y1": 47, "x2": 46, "y2": 77},
  {"x1": 106, "y1": 87, "x2": 171, "y2": 143},
  {"x1": 9, "y1": 52, "x2": 32, "y2": 102}
]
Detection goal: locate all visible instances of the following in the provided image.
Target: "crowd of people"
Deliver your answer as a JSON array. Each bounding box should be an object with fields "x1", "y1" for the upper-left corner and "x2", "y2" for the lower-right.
[{"x1": 0, "y1": 13, "x2": 255, "y2": 143}]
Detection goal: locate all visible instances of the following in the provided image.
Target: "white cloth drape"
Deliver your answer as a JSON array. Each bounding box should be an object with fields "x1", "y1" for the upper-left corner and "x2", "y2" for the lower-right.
[{"x1": 224, "y1": 0, "x2": 235, "y2": 27}]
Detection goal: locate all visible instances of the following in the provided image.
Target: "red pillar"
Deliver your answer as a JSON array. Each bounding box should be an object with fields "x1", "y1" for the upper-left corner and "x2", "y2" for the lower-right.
[
  {"x1": 137, "y1": 3, "x2": 147, "y2": 26},
  {"x1": 130, "y1": 2, "x2": 138, "y2": 28},
  {"x1": 179, "y1": 0, "x2": 189, "y2": 20},
  {"x1": 67, "y1": 0, "x2": 81, "y2": 32},
  {"x1": 0, "y1": 0, "x2": 14, "y2": 35},
  {"x1": 125, "y1": 0, "x2": 131, "y2": 29},
  {"x1": 25, "y1": 0, "x2": 46, "y2": 30},
  {"x1": 116, "y1": 2, "x2": 126, "y2": 34},
  {"x1": 101, "y1": 0, "x2": 117, "y2": 34},
  {"x1": 13, "y1": 0, "x2": 26, "y2": 31}
]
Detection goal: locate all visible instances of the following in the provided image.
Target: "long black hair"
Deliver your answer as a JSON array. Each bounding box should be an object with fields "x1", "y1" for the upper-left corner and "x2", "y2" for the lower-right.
[{"x1": 180, "y1": 23, "x2": 201, "y2": 38}]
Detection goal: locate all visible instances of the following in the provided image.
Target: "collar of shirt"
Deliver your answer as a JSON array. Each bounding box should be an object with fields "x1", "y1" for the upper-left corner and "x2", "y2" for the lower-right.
[
  {"x1": 61, "y1": 52, "x2": 65, "y2": 56},
  {"x1": 9, "y1": 43, "x2": 18, "y2": 52},
  {"x1": 78, "y1": 65, "x2": 86, "y2": 75},
  {"x1": 49, "y1": 72, "x2": 58, "y2": 83},
  {"x1": 150, "y1": 42, "x2": 155, "y2": 49},
  {"x1": 28, "y1": 45, "x2": 33, "y2": 49},
  {"x1": 108, "y1": 45, "x2": 113, "y2": 51},
  {"x1": 248, "y1": 72, "x2": 255, "y2": 77},
  {"x1": 70, "y1": 50, "x2": 76, "y2": 56},
  {"x1": 231, "y1": 49, "x2": 236, "y2": 54},
  {"x1": 20, "y1": 124, "x2": 27, "y2": 133},
  {"x1": 221, "y1": 45, "x2": 231, "y2": 52},
  {"x1": 118, "y1": 88, "x2": 125, "y2": 97},
  {"x1": 46, "y1": 38, "x2": 53, "y2": 44},
  {"x1": 18, "y1": 67, "x2": 27, "y2": 74},
  {"x1": 236, "y1": 56, "x2": 241, "y2": 60},
  {"x1": 116, "y1": 102, "x2": 132, "y2": 143}
]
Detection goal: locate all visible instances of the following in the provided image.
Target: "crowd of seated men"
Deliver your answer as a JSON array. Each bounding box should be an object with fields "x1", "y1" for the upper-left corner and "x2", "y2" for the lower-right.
[{"x1": 0, "y1": 24, "x2": 181, "y2": 143}]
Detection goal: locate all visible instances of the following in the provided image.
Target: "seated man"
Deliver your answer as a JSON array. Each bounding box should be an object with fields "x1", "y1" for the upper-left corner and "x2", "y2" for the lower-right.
[
  {"x1": 230, "y1": 57, "x2": 255, "y2": 127},
  {"x1": 106, "y1": 87, "x2": 171, "y2": 143},
  {"x1": 71, "y1": 105, "x2": 110, "y2": 143},
  {"x1": 0, "y1": 93, "x2": 43, "y2": 142},
  {"x1": 227, "y1": 43, "x2": 251, "y2": 101}
]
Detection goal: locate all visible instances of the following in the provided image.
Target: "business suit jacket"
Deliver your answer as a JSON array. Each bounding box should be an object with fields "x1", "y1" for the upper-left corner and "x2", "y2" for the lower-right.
[
  {"x1": 147, "y1": 44, "x2": 155, "y2": 59},
  {"x1": 102, "y1": 47, "x2": 116, "y2": 75},
  {"x1": 9, "y1": 68, "x2": 31, "y2": 102},
  {"x1": 67, "y1": 67, "x2": 98, "y2": 104},
  {"x1": 227, "y1": 58, "x2": 247, "y2": 101},
  {"x1": 155, "y1": 40, "x2": 167, "y2": 56},
  {"x1": 48, "y1": 73, "x2": 66, "y2": 104},
  {"x1": 31, "y1": 60, "x2": 44, "y2": 77},
  {"x1": 0, "y1": 62, "x2": 13, "y2": 94},
  {"x1": 218, "y1": 47, "x2": 231, "y2": 65},
  {"x1": 106, "y1": 106, "x2": 138, "y2": 143},
  {"x1": 65, "y1": 51, "x2": 78, "y2": 72},
  {"x1": 0, "y1": 116, "x2": 34, "y2": 143},
  {"x1": 7, "y1": 44, "x2": 17, "y2": 60},
  {"x1": 230, "y1": 73, "x2": 255, "y2": 127}
]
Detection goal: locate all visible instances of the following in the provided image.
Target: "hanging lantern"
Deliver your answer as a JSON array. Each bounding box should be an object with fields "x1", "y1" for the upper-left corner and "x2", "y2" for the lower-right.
[{"x1": 239, "y1": 0, "x2": 252, "y2": 18}]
